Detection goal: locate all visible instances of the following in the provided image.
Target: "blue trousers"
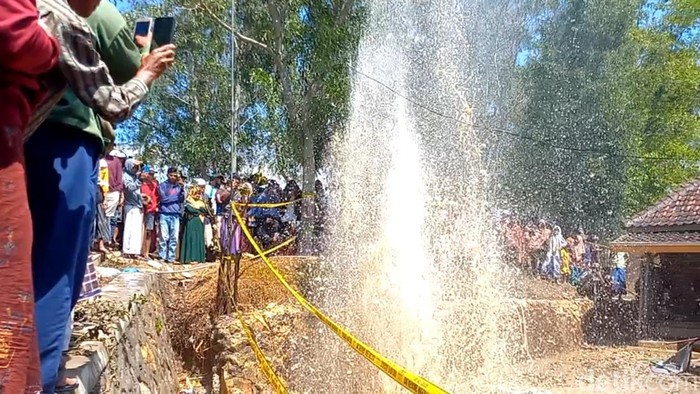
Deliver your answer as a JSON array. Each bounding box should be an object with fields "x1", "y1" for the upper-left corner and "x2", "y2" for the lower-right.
[
  {"x1": 159, "y1": 214, "x2": 180, "y2": 262},
  {"x1": 612, "y1": 267, "x2": 627, "y2": 295},
  {"x1": 25, "y1": 123, "x2": 100, "y2": 393}
]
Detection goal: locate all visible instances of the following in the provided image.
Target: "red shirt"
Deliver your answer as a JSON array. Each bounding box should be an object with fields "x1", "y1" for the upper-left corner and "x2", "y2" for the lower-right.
[
  {"x1": 0, "y1": 2, "x2": 58, "y2": 391},
  {"x1": 0, "y1": 0, "x2": 59, "y2": 129},
  {"x1": 141, "y1": 180, "x2": 160, "y2": 214},
  {"x1": 105, "y1": 155, "x2": 124, "y2": 192}
]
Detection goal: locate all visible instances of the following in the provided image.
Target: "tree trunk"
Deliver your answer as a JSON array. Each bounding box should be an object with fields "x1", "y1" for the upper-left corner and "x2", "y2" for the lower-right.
[
  {"x1": 215, "y1": 255, "x2": 235, "y2": 315},
  {"x1": 215, "y1": 252, "x2": 242, "y2": 315},
  {"x1": 299, "y1": 127, "x2": 317, "y2": 255}
]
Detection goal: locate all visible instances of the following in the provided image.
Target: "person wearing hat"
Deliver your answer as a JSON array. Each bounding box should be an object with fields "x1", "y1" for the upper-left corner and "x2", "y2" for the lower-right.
[{"x1": 104, "y1": 147, "x2": 126, "y2": 243}]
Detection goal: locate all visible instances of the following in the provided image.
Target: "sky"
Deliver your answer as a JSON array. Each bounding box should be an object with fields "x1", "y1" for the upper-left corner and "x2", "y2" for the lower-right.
[
  {"x1": 111, "y1": 0, "x2": 128, "y2": 12},
  {"x1": 110, "y1": 0, "x2": 696, "y2": 172}
]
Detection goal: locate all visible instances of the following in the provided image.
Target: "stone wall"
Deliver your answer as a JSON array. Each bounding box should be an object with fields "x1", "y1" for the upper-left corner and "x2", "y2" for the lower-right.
[
  {"x1": 69, "y1": 273, "x2": 179, "y2": 394},
  {"x1": 210, "y1": 303, "x2": 308, "y2": 394}
]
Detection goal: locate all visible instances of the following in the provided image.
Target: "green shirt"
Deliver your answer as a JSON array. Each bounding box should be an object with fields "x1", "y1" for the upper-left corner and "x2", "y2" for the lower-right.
[{"x1": 47, "y1": 0, "x2": 142, "y2": 144}]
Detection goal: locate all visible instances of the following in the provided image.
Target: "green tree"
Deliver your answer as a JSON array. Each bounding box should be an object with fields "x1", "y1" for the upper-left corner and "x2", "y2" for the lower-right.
[
  {"x1": 121, "y1": 0, "x2": 364, "y2": 250},
  {"x1": 504, "y1": 0, "x2": 646, "y2": 237},
  {"x1": 505, "y1": 0, "x2": 700, "y2": 237},
  {"x1": 622, "y1": 0, "x2": 700, "y2": 214},
  {"x1": 201, "y1": 0, "x2": 365, "y2": 252},
  {"x1": 119, "y1": 0, "x2": 244, "y2": 177}
]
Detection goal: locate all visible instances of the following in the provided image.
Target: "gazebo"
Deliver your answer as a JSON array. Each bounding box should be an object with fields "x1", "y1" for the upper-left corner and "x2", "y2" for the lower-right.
[{"x1": 611, "y1": 178, "x2": 700, "y2": 339}]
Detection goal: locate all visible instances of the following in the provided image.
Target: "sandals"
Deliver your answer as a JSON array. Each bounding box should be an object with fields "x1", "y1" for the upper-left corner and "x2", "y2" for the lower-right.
[
  {"x1": 55, "y1": 380, "x2": 80, "y2": 393},
  {"x1": 56, "y1": 352, "x2": 80, "y2": 393}
]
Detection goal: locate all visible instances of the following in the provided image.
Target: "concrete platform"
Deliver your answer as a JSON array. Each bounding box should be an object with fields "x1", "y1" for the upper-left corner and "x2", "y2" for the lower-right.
[
  {"x1": 65, "y1": 342, "x2": 110, "y2": 394},
  {"x1": 64, "y1": 253, "x2": 179, "y2": 393},
  {"x1": 637, "y1": 339, "x2": 700, "y2": 352}
]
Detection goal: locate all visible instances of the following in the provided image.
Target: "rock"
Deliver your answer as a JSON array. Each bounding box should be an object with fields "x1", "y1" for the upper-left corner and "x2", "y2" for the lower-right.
[
  {"x1": 97, "y1": 266, "x2": 121, "y2": 279},
  {"x1": 213, "y1": 303, "x2": 306, "y2": 392},
  {"x1": 139, "y1": 382, "x2": 152, "y2": 394},
  {"x1": 181, "y1": 271, "x2": 194, "y2": 279},
  {"x1": 146, "y1": 260, "x2": 163, "y2": 270},
  {"x1": 226, "y1": 377, "x2": 256, "y2": 394},
  {"x1": 89, "y1": 274, "x2": 179, "y2": 393}
]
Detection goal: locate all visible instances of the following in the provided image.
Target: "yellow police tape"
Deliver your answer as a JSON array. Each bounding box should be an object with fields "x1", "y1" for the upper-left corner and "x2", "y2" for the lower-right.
[
  {"x1": 234, "y1": 199, "x2": 301, "y2": 208},
  {"x1": 236, "y1": 309, "x2": 289, "y2": 393},
  {"x1": 232, "y1": 208, "x2": 449, "y2": 394},
  {"x1": 245, "y1": 236, "x2": 296, "y2": 261},
  {"x1": 228, "y1": 235, "x2": 291, "y2": 393}
]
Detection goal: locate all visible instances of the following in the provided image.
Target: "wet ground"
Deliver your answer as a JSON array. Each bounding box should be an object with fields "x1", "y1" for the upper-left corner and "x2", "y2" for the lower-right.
[
  {"x1": 501, "y1": 346, "x2": 700, "y2": 393},
  {"x1": 84, "y1": 254, "x2": 700, "y2": 393},
  {"x1": 511, "y1": 275, "x2": 579, "y2": 300}
]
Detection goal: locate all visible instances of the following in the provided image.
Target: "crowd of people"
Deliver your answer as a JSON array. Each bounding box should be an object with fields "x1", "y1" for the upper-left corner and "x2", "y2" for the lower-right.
[
  {"x1": 96, "y1": 155, "x2": 327, "y2": 265},
  {"x1": 0, "y1": 1, "x2": 333, "y2": 390},
  {"x1": 1, "y1": 0, "x2": 178, "y2": 392},
  {"x1": 0, "y1": 0, "x2": 640, "y2": 392},
  {"x1": 500, "y1": 216, "x2": 627, "y2": 297}
]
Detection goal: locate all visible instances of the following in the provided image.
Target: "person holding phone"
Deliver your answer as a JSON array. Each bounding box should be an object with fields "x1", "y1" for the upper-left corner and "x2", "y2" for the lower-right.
[{"x1": 27, "y1": 1, "x2": 177, "y2": 392}]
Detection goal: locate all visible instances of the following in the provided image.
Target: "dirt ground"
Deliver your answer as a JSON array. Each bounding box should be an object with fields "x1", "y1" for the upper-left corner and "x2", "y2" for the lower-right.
[
  {"x1": 99, "y1": 254, "x2": 694, "y2": 394},
  {"x1": 496, "y1": 346, "x2": 700, "y2": 393},
  {"x1": 497, "y1": 274, "x2": 696, "y2": 393},
  {"x1": 510, "y1": 272, "x2": 579, "y2": 300}
]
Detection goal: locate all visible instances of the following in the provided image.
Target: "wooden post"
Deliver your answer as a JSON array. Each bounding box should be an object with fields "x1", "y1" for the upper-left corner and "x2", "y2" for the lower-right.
[
  {"x1": 216, "y1": 255, "x2": 235, "y2": 315},
  {"x1": 232, "y1": 253, "x2": 241, "y2": 304},
  {"x1": 219, "y1": 366, "x2": 229, "y2": 394},
  {"x1": 638, "y1": 253, "x2": 651, "y2": 338}
]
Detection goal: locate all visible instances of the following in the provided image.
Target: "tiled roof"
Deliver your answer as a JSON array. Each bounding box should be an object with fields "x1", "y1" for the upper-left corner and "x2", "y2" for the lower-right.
[
  {"x1": 626, "y1": 177, "x2": 700, "y2": 230},
  {"x1": 612, "y1": 231, "x2": 700, "y2": 245}
]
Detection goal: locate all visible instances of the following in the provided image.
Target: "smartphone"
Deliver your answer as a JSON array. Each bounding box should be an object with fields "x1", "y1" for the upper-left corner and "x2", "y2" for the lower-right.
[
  {"x1": 152, "y1": 16, "x2": 175, "y2": 49},
  {"x1": 133, "y1": 17, "x2": 153, "y2": 51},
  {"x1": 133, "y1": 17, "x2": 153, "y2": 42}
]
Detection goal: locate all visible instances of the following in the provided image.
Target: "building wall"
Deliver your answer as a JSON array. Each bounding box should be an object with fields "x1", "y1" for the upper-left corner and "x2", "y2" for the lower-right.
[
  {"x1": 627, "y1": 252, "x2": 643, "y2": 295},
  {"x1": 641, "y1": 253, "x2": 700, "y2": 339}
]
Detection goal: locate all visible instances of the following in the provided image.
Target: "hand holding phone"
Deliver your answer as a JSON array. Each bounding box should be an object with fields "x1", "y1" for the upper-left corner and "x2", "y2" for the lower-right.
[
  {"x1": 136, "y1": 44, "x2": 177, "y2": 85},
  {"x1": 135, "y1": 32, "x2": 152, "y2": 49},
  {"x1": 133, "y1": 18, "x2": 153, "y2": 50}
]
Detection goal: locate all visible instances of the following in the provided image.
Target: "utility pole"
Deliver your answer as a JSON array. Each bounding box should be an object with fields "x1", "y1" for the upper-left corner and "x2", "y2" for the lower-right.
[{"x1": 230, "y1": 0, "x2": 238, "y2": 176}]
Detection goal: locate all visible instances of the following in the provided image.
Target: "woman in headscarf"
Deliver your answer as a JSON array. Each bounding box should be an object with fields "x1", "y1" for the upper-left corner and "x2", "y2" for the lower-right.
[
  {"x1": 121, "y1": 158, "x2": 144, "y2": 257},
  {"x1": 541, "y1": 226, "x2": 567, "y2": 281},
  {"x1": 180, "y1": 184, "x2": 208, "y2": 264}
]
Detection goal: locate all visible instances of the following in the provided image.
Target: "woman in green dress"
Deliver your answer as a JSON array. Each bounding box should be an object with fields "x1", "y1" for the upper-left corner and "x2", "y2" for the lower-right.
[{"x1": 180, "y1": 186, "x2": 208, "y2": 263}]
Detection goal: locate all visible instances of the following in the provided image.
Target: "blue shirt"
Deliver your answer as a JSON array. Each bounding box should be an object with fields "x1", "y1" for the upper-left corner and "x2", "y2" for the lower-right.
[{"x1": 158, "y1": 182, "x2": 184, "y2": 215}]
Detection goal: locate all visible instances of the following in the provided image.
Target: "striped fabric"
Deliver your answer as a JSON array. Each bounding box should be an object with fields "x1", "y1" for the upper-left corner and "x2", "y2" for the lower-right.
[{"x1": 27, "y1": 0, "x2": 149, "y2": 138}]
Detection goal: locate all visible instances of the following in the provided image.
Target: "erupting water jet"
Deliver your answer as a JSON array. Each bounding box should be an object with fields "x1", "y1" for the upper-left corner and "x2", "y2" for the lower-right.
[{"x1": 297, "y1": 0, "x2": 533, "y2": 392}]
